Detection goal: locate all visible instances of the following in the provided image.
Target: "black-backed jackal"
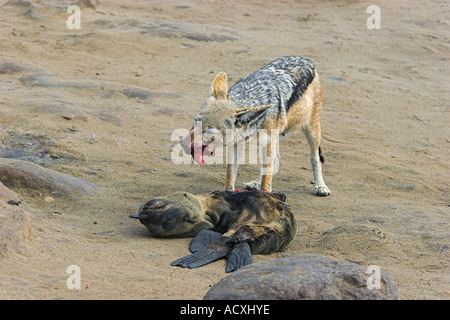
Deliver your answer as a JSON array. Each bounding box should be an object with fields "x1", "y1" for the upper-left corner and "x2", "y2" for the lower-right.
[{"x1": 180, "y1": 56, "x2": 330, "y2": 196}]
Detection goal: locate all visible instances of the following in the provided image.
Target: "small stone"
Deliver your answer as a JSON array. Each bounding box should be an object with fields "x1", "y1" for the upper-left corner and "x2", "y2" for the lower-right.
[{"x1": 7, "y1": 199, "x2": 21, "y2": 205}]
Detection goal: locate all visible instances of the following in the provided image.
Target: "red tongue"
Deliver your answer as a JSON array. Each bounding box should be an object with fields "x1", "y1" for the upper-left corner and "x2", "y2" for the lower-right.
[{"x1": 191, "y1": 144, "x2": 207, "y2": 164}]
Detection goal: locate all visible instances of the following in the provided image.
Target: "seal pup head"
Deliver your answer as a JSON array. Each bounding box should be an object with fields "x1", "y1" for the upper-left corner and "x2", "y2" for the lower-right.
[{"x1": 137, "y1": 192, "x2": 216, "y2": 238}]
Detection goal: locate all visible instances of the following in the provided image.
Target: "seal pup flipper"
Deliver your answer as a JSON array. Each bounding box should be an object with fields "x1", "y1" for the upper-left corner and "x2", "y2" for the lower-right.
[
  {"x1": 171, "y1": 237, "x2": 232, "y2": 269},
  {"x1": 225, "y1": 241, "x2": 253, "y2": 273},
  {"x1": 189, "y1": 230, "x2": 223, "y2": 253}
]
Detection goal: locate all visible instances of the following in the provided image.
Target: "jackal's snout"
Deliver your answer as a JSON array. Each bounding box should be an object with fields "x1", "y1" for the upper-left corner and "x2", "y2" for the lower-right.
[{"x1": 179, "y1": 131, "x2": 214, "y2": 164}]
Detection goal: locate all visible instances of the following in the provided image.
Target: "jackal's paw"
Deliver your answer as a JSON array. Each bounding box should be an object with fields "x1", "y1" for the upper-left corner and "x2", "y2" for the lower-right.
[
  {"x1": 314, "y1": 185, "x2": 331, "y2": 197},
  {"x1": 243, "y1": 181, "x2": 261, "y2": 191}
]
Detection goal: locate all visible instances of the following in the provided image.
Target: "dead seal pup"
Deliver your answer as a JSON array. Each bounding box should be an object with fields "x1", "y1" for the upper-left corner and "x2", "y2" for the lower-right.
[{"x1": 130, "y1": 190, "x2": 297, "y2": 272}]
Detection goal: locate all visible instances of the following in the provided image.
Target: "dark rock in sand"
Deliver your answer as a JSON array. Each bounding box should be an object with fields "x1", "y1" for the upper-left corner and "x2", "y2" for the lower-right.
[
  {"x1": 19, "y1": 72, "x2": 180, "y2": 104},
  {"x1": 42, "y1": 103, "x2": 89, "y2": 122},
  {"x1": 122, "y1": 88, "x2": 152, "y2": 100},
  {"x1": 20, "y1": 73, "x2": 96, "y2": 89},
  {"x1": 121, "y1": 85, "x2": 182, "y2": 101},
  {"x1": 0, "y1": 158, "x2": 101, "y2": 196},
  {"x1": 0, "y1": 57, "x2": 41, "y2": 74},
  {"x1": 141, "y1": 20, "x2": 239, "y2": 42},
  {"x1": 204, "y1": 254, "x2": 398, "y2": 300},
  {"x1": 0, "y1": 132, "x2": 86, "y2": 165}
]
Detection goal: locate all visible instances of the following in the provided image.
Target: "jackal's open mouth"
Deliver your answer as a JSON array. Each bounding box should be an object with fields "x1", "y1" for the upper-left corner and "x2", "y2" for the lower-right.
[{"x1": 189, "y1": 143, "x2": 214, "y2": 164}]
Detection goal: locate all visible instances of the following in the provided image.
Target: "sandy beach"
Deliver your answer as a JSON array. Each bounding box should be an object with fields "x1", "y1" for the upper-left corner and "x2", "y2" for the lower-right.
[{"x1": 0, "y1": 0, "x2": 449, "y2": 299}]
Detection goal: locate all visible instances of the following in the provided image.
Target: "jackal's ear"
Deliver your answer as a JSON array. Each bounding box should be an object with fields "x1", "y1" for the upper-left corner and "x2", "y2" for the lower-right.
[
  {"x1": 211, "y1": 72, "x2": 228, "y2": 100},
  {"x1": 234, "y1": 105, "x2": 272, "y2": 127}
]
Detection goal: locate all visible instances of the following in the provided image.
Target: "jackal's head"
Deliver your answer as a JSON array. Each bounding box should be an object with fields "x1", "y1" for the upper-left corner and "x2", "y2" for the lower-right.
[{"x1": 180, "y1": 72, "x2": 272, "y2": 163}]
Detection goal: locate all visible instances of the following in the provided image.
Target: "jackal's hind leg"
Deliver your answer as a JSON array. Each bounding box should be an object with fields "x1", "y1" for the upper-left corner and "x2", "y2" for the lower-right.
[{"x1": 303, "y1": 124, "x2": 330, "y2": 196}]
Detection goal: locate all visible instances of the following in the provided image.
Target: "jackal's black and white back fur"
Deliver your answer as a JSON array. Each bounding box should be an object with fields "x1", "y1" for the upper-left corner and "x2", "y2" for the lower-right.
[{"x1": 229, "y1": 56, "x2": 315, "y2": 126}]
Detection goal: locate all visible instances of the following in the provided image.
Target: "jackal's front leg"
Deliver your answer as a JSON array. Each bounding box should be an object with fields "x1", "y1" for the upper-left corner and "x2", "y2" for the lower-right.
[
  {"x1": 225, "y1": 144, "x2": 241, "y2": 191},
  {"x1": 260, "y1": 171, "x2": 273, "y2": 192},
  {"x1": 303, "y1": 124, "x2": 330, "y2": 196},
  {"x1": 226, "y1": 163, "x2": 238, "y2": 191},
  {"x1": 259, "y1": 137, "x2": 279, "y2": 192},
  {"x1": 244, "y1": 150, "x2": 279, "y2": 192}
]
